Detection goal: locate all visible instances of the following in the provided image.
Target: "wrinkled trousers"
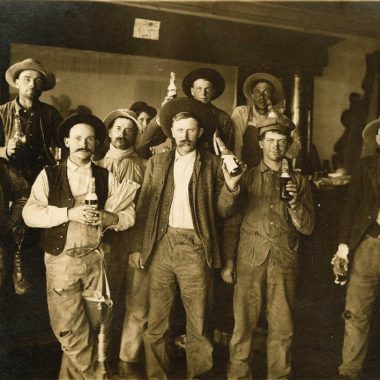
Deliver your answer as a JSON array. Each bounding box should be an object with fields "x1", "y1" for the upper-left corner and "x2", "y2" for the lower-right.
[
  {"x1": 143, "y1": 226, "x2": 213, "y2": 380},
  {"x1": 119, "y1": 265, "x2": 149, "y2": 363},
  {"x1": 339, "y1": 236, "x2": 380, "y2": 379},
  {"x1": 45, "y1": 251, "x2": 106, "y2": 380},
  {"x1": 228, "y1": 257, "x2": 297, "y2": 380}
]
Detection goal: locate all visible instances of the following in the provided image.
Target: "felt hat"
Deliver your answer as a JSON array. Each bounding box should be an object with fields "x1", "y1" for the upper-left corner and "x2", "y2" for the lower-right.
[
  {"x1": 103, "y1": 109, "x2": 142, "y2": 134},
  {"x1": 6, "y1": 58, "x2": 56, "y2": 91},
  {"x1": 130, "y1": 102, "x2": 157, "y2": 119},
  {"x1": 57, "y1": 113, "x2": 107, "y2": 149},
  {"x1": 182, "y1": 68, "x2": 225, "y2": 100},
  {"x1": 159, "y1": 97, "x2": 217, "y2": 141},
  {"x1": 243, "y1": 72, "x2": 284, "y2": 106}
]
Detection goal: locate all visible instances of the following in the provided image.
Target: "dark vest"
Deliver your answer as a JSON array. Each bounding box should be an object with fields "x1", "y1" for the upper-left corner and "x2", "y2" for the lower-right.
[{"x1": 40, "y1": 160, "x2": 109, "y2": 255}]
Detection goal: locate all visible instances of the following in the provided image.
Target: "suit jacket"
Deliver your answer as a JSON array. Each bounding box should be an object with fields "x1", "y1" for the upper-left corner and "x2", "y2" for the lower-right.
[
  {"x1": 131, "y1": 148, "x2": 231, "y2": 268},
  {"x1": 339, "y1": 153, "x2": 380, "y2": 251}
]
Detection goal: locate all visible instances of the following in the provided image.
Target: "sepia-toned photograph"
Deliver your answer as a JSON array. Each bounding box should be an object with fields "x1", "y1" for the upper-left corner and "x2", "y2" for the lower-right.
[{"x1": 0, "y1": 1, "x2": 380, "y2": 379}]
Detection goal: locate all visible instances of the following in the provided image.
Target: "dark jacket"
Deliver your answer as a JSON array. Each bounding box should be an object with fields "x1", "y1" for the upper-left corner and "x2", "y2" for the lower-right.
[
  {"x1": 131, "y1": 148, "x2": 231, "y2": 268},
  {"x1": 0, "y1": 98, "x2": 62, "y2": 181},
  {"x1": 0, "y1": 158, "x2": 30, "y2": 242},
  {"x1": 339, "y1": 153, "x2": 380, "y2": 251},
  {"x1": 40, "y1": 160, "x2": 109, "y2": 255}
]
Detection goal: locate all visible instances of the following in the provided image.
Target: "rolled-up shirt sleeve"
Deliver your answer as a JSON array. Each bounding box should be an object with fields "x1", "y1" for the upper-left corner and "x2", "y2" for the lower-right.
[
  {"x1": 22, "y1": 169, "x2": 69, "y2": 228},
  {"x1": 107, "y1": 172, "x2": 136, "y2": 232}
]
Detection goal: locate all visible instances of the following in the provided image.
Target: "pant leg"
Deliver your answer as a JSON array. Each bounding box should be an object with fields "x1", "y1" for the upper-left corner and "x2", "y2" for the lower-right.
[
  {"x1": 119, "y1": 265, "x2": 149, "y2": 363},
  {"x1": 266, "y1": 260, "x2": 297, "y2": 380},
  {"x1": 143, "y1": 234, "x2": 177, "y2": 380},
  {"x1": 228, "y1": 260, "x2": 267, "y2": 380},
  {"x1": 173, "y1": 230, "x2": 213, "y2": 379},
  {"x1": 339, "y1": 238, "x2": 380, "y2": 378},
  {"x1": 45, "y1": 252, "x2": 103, "y2": 380}
]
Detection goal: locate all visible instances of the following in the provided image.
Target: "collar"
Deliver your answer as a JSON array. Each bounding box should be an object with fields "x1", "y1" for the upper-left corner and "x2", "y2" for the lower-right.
[
  {"x1": 105, "y1": 144, "x2": 137, "y2": 159},
  {"x1": 251, "y1": 106, "x2": 268, "y2": 122},
  {"x1": 14, "y1": 97, "x2": 40, "y2": 115},
  {"x1": 259, "y1": 160, "x2": 279, "y2": 173},
  {"x1": 67, "y1": 157, "x2": 92, "y2": 173},
  {"x1": 174, "y1": 148, "x2": 197, "y2": 162}
]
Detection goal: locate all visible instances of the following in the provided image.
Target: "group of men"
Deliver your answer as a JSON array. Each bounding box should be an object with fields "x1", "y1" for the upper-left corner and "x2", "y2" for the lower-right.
[{"x1": 0, "y1": 57, "x2": 377, "y2": 380}]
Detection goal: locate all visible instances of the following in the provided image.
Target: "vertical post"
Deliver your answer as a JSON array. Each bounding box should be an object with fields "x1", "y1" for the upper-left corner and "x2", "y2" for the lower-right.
[{"x1": 0, "y1": 38, "x2": 10, "y2": 104}]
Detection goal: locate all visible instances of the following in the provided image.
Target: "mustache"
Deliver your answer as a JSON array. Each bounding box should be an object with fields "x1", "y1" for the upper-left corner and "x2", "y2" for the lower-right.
[
  {"x1": 178, "y1": 140, "x2": 192, "y2": 145},
  {"x1": 75, "y1": 148, "x2": 92, "y2": 153}
]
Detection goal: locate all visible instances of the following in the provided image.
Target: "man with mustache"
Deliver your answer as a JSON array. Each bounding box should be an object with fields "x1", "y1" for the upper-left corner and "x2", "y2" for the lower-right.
[
  {"x1": 137, "y1": 68, "x2": 233, "y2": 158},
  {"x1": 95, "y1": 109, "x2": 148, "y2": 378},
  {"x1": 129, "y1": 97, "x2": 242, "y2": 379},
  {"x1": 219, "y1": 114, "x2": 314, "y2": 380},
  {"x1": 22, "y1": 113, "x2": 138, "y2": 379},
  {"x1": 0, "y1": 58, "x2": 62, "y2": 183}
]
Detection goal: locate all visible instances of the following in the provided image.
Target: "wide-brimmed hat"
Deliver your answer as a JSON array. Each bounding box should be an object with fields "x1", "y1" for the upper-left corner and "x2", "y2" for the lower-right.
[
  {"x1": 159, "y1": 97, "x2": 217, "y2": 140},
  {"x1": 182, "y1": 68, "x2": 225, "y2": 100},
  {"x1": 257, "y1": 112, "x2": 295, "y2": 137},
  {"x1": 130, "y1": 102, "x2": 157, "y2": 119},
  {"x1": 6, "y1": 58, "x2": 56, "y2": 91},
  {"x1": 243, "y1": 73, "x2": 284, "y2": 106},
  {"x1": 362, "y1": 118, "x2": 380, "y2": 144},
  {"x1": 57, "y1": 113, "x2": 107, "y2": 149},
  {"x1": 103, "y1": 109, "x2": 142, "y2": 134}
]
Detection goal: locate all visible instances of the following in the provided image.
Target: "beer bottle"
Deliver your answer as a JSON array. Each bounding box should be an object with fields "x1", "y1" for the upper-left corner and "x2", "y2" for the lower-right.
[
  {"x1": 85, "y1": 177, "x2": 98, "y2": 208},
  {"x1": 167, "y1": 72, "x2": 177, "y2": 98},
  {"x1": 13, "y1": 113, "x2": 26, "y2": 144},
  {"x1": 216, "y1": 137, "x2": 242, "y2": 177},
  {"x1": 280, "y1": 158, "x2": 292, "y2": 201}
]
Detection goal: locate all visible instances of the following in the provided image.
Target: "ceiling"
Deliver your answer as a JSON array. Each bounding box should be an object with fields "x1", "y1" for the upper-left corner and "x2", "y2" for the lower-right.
[{"x1": 112, "y1": 1, "x2": 380, "y2": 39}]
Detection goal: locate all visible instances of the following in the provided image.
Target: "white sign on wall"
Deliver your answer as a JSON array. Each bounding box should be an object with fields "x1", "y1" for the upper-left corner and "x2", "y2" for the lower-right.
[{"x1": 133, "y1": 18, "x2": 161, "y2": 40}]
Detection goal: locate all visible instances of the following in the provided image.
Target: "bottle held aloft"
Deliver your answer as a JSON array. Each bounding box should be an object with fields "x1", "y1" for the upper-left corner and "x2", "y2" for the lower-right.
[
  {"x1": 85, "y1": 177, "x2": 98, "y2": 208},
  {"x1": 167, "y1": 72, "x2": 177, "y2": 98},
  {"x1": 280, "y1": 158, "x2": 292, "y2": 201},
  {"x1": 215, "y1": 137, "x2": 242, "y2": 177},
  {"x1": 334, "y1": 257, "x2": 348, "y2": 286}
]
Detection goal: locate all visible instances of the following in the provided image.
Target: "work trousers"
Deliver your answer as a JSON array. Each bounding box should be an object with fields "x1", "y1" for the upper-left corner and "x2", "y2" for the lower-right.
[
  {"x1": 143, "y1": 226, "x2": 213, "y2": 380},
  {"x1": 119, "y1": 265, "x2": 149, "y2": 363},
  {"x1": 228, "y1": 257, "x2": 297, "y2": 380},
  {"x1": 339, "y1": 236, "x2": 380, "y2": 379},
  {"x1": 45, "y1": 251, "x2": 106, "y2": 380}
]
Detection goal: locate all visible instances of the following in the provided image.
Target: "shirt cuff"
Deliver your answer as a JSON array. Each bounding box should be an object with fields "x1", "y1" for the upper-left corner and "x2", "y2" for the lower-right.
[{"x1": 50, "y1": 206, "x2": 69, "y2": 225}]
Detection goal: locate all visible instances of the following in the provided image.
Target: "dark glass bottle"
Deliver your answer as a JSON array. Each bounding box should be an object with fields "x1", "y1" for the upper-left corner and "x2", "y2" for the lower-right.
[{"x1": 280, "y1": 158, "x2": 292, "y2": 201}]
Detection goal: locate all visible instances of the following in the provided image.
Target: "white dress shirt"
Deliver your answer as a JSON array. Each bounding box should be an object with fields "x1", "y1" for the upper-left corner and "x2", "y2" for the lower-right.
[
  {"x1": 23, "y1": 158, "x2": 135, "y2": 231},
  {"x1": 169, "y1": 149, "x2": 196, "y2": 229}
]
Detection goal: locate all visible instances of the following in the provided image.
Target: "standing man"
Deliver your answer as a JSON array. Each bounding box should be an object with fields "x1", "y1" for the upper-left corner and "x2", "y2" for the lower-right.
[
  {"x1": 220, "y1": 114, "x2": 315, "y2": 379},
  {"x1": 332, "y1": 118, "x2": 380, "y2": 380},
  {"x1": 0, "y1": 58, "x2": 62, "y2": 183},
  {"x1": 130, "y1": 97, "x2": 236, "y2": 379},
  {"x1": 22, "y1": 113, "x2": 137, "y2": 379},
  {"x1": 232, "y1": 72, "x2": 301, "y2": 168},
  {"x1": 137, "y1": 68, "x2": 233, "y2": 158},
  {"x1": 96, "y1": 109, "x2": 148, "y2": 377}
]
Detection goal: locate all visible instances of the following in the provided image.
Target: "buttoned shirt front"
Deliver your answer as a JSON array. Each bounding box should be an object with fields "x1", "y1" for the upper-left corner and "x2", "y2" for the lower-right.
[
  {"x1": 237, "y1": 161, "x2": 314, "y2": 267},
  {"x1": 169, "y1": 149, "x2": 197, "y2": 229}
]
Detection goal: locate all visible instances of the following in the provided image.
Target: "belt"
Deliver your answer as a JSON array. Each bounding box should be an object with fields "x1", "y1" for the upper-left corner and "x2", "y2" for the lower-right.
[{"x1": 168, "y1": 225, "x2": 195, "y2": 234}]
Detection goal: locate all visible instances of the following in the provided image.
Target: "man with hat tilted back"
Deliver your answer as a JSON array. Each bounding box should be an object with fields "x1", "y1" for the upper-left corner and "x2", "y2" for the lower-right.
[
  {"x1": 332, "y1": 118, "x2": 380, "y2": 380},
  {"x1": 137, "y1": 67, "x2": 233, "y2": 158},
  {"x1": 0, "y1": 58, "x2": 62, "y2": 183},
  {"x1": 232, "y1": 72, "x2": 301, "y2": 168},
  {"x1": 219, "y1": 114, "x2": 315, "y2": 380},
  {"x1": 129, "y1": 97, "x2": 242, "y2": 379},
  {"x1": 22, "y1": 113, "x2": 138, "y2": 379},
  {"x1": 95, "y1": 109, "x2": 148, "y2": 377}
]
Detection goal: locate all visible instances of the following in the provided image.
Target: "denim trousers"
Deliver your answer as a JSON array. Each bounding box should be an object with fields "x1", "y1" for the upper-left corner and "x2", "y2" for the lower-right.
[
  {"x1": 143, "y1": 226, "x2": 213, "y2": 380},
  {"x1": 119, "y1": 265, "x2": 149, "y2": 363},
  {"x1": 45, "y1": 251, "x2": 106, "y2": 380},
  {"x1": 228, "y1": 256, "x2": 297, "y2": 380},
  {"x1": 339, "y1": 236, "x2": 380, "y2": 378}
]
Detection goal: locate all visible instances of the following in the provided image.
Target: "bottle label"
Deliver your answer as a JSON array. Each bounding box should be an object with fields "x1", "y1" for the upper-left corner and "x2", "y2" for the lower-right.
[{"x1": 85, "y1": 199, "x2": 98, "y2": 206}]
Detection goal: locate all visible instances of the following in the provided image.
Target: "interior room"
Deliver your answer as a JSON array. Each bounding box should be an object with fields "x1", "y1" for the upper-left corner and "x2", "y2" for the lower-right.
[{"x1": 1, "y1": 1, "x2": 380, "y2": 379}]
